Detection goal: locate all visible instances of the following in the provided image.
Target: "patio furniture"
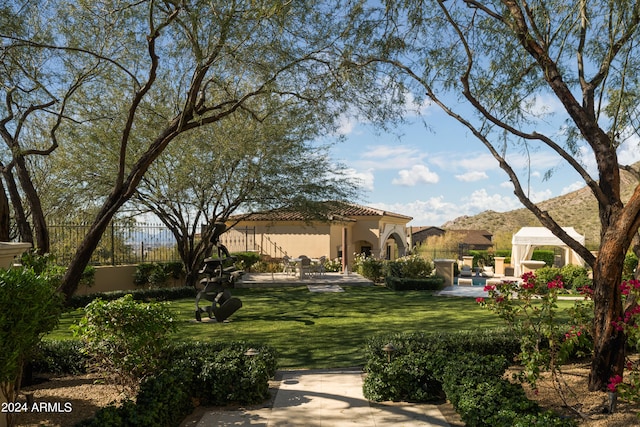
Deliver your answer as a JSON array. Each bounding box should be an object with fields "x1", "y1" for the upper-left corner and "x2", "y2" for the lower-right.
[
  {"x1": 282, "y1": 255, "x2": 295, "y2": 275},
  {"x1": 481, "y1": 266, "x2": 494, "y2": 277},
  {"x1": 459, "y1": 265, "x2": 473, "y2": 277},
  {"x1": 298, "y1": 255, "x2": 312, "y2": 278},
  {"x1": 310, "y1": 256, "x2": 326, "y2": 276}
]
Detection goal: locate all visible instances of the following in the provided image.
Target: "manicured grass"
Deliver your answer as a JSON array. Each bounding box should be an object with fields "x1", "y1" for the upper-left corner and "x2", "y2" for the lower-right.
[{"x1": 47, "y1": 286, "x2": 577, "y2": 369}]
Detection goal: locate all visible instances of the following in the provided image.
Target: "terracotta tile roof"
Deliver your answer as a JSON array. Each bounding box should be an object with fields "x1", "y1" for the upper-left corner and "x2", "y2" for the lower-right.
[
  {"x1": 231, "y1": 201, "x2": 412, "y2": 222},
  {"x1": 449, "y1": 229, "x2": 493, "y2": 246},
  {"x1": 410, "y1": 226, "x2": 445, "y2": 234}
]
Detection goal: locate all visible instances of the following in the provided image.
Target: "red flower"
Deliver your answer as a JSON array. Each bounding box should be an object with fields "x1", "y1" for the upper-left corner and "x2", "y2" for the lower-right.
[
  {"x1": 607, "y1": 375, "x2": 623, "y2": 393},
  {"x1": 547, "y1": 277, "x2": 564, "y2": 289},
  {"x1": 521, "y1": 281, "x2": 535, "y2": 290},
  {"x1": 476, "y1": 297, "x2": 485, "y2": 304}
]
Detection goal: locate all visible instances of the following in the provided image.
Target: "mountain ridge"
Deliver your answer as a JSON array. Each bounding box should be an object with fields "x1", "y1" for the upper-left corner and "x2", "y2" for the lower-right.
[{"x1": 440, "y1": 164, "x2": 639, "y2": 249}]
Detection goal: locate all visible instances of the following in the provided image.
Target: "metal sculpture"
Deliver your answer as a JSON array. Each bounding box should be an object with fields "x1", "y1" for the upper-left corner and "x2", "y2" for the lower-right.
[{"x1": 195, "y1": 223, "x2": 243, "y2": 322}]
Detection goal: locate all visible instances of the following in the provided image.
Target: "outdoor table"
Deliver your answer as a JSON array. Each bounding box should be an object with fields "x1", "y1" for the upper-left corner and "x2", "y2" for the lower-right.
[{"x1": 290, "y1": 257, "x2": 320, "y2": 279}]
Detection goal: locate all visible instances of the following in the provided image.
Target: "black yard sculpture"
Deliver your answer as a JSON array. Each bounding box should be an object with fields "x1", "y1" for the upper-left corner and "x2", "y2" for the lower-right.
[{"x1": 195, "y1": 223, "x2": 243, "y2": 322}]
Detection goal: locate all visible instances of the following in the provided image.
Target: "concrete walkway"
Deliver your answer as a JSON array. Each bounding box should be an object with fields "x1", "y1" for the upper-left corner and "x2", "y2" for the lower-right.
[{"x1": 190, "y1": 369, "x2": 452, "y2": 426}]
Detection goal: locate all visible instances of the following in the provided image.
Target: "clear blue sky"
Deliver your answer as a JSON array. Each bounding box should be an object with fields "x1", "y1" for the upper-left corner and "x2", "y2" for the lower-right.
[{"x1": 328, "y1": 97, "x2": 640, "y2": 227}]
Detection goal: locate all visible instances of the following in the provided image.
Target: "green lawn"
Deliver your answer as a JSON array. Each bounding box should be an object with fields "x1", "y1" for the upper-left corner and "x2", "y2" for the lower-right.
[{"x1": 48, "y1": 286, "x2": 576, "y2": 369}]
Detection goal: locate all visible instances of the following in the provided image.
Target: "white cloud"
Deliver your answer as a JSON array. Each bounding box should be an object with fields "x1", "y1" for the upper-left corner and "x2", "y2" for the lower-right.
[
  {"x1": 560, "y1": 181, "x2": 584, "y2": 195},
  {"x1": 618, "y1": 136, "x2": 640, "y2": 165},
  {"x1": 455, "y1": 171, "x2": 488, "y2": 182},
  {"x1": 369, "y1": 198, "x2": 458, "y2": 226},
  {"x1": 343, "y1": 168, "x2": 375, "y2": 191},
  {"x1": 529, "y1": 188, "x2": 554, "y2": 203},
  {"x1": 392, "y1": 164, "x2": 439, "y2": 186},
  {"x1": 576, "y1": 145, "x2": 598, "y2": 176},
  {"x1": 361, "y1": 144, "x2": 419, "y2": 159},
  {"x1": 429, "y1": 151, "x2": 497, "y2": 172},
  {"x1": 521, "y1": 93, "x2": 563, "y2": 117},
  {"x1": 355, "y1": 144, "x2": 427, "y2": 171},
  {"x1": 337, "y1": 116, "x2": 356, "y2": 135},
  {"x1": 463, "y1": 189, "x2": 522, "y2": 212},
  {"x1": 370, "y1": 190, "x2": 522, "y2": 227}
]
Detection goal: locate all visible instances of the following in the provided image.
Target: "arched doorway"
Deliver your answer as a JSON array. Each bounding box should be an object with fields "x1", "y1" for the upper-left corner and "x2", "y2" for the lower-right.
[{"x1": 379, "y1": 224, "x2": 409, "y2": 260}]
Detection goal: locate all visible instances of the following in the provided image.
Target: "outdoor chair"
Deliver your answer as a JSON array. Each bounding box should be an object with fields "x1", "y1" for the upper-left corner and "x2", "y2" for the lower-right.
[
  {"x1": 282, "y1": 256, "x2": 295, "y2": 275},
  {"x1": 298, "y1": 255, "x2": 312, "y2": 278},
  {"x1": 481, "y1": 266, "x2": 494, "y2": 278},
  {"x1": 310, "y1": 256, "x2": 326, "y2": 276},
  {"x1": 459, "y1": 265, "x2": 473, "y2": 277}
]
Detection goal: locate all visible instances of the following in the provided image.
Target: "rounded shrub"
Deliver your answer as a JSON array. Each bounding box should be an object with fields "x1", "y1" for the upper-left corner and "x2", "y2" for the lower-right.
[
  {"x1": 0, "y1": 267, "x2": 63, "y2": 414},
  {"x1": 559, "y1": 264, "x2": 591, "y2": 290},
  {"x1": 73, "y1": 294, "x2": 178, "y2": 392}
]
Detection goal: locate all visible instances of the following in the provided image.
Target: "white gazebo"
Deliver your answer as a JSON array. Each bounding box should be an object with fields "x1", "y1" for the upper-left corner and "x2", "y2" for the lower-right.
[{"x1": 511, "y1": 227, "x2": 585, "y2": 277}]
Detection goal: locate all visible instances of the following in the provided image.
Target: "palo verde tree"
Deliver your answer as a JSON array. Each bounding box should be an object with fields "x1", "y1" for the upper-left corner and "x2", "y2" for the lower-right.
[
  {"x1": 128, "y1": 105, "x2": 358, "y2": 287},
  {"x1": 0, "y1": 1, "x2": 394, "y2": 299},
  {"x1": 352, "y1": 0, "x2": 640, "y2": 391},
  {"x1": 0, "y1": 3, "x2": 92, "y2": 251}
]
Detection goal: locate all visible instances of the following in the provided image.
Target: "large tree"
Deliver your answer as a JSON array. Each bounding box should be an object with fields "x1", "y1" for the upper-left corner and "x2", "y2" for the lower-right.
[
  {"x1": 0, "y1": 1, "x2": 391, "y2": 299},
  {"x1": 127, "y1": 106, "x2": 358, "y2": 287},
  {"x1": 0, "y1": 2, "x2": 90, "y2": 251},
  {"x1": 353, "y1": 0, "x2": 640, "y2": 391}
]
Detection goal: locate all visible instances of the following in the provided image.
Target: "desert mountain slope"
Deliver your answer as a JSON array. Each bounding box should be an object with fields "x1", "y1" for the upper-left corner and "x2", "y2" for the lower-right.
[{"x1": 441, "y1": 164, "x2": 639, "y2": 249}]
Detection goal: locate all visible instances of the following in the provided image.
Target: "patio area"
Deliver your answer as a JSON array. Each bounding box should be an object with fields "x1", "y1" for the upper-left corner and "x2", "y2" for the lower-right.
[
  {"x1": 237, "y1": 271, "x2": 375, "y2": 288},
  {"x1": 237, "y1": 272, "x2": 523, "y2": 298}
]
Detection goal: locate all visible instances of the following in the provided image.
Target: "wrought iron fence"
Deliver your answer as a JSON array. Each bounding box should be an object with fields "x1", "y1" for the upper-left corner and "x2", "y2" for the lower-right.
[{"x1": 49, "y1": 222, "x2": 181, "y2": 266}]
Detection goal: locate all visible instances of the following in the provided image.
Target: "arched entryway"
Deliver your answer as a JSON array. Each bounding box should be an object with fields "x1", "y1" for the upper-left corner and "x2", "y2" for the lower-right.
[{"x1": 379, "y1": 224, "x2": 409, "y2": 260}]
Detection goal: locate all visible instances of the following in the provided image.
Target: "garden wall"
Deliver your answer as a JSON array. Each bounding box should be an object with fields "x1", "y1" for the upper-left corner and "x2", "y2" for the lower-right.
[{"x1": 73, "y1": 265, "x2": 184, "y2": 296}]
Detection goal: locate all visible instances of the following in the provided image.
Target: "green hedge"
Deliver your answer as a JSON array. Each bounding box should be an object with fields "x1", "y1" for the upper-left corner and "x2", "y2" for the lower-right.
[
  {"x1": 441, "y1": 353, "x2": 576, "y2": 427},
  {"x1": 531, "y1": 250, "x2": 554, "y2": 266},
  {"x1": 31, "y1": 340, "x2": 87, "y2": 375},
  {"x1": 384, "y1": 276, "x2": 444, "y2": 291},
  {"x1": 134, "y1": 262, "x2": 184, "y2": 288},
  {"x1": 232, "y1": 251, "x2": 261, "y2": 271},
  {"x1": 29, "y1": 339, "x2": 277, "y2": 427},
  {"x1": 68, "y1": 286, "x2": 195, "y2": 308},
  {"x1": 362, "y1": 329, "x2": 520, "y2": 402},
  {"x1": 363, "y1": 330, "x2": 575, "y2": 426}
]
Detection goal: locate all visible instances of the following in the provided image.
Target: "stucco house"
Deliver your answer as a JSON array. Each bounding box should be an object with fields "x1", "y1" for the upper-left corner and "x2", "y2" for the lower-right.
[{"x1": 222, "y1": 201, "x2": 413, "y2": 268}]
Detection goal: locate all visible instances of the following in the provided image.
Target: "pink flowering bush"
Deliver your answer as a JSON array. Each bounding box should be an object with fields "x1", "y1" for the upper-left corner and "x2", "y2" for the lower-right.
[
  {"x1": 477, "y1": 272, "x2": 592, "y2": 392},
  {"x1": 607, "y1": 279, "x2": 640, "y2": 403}
]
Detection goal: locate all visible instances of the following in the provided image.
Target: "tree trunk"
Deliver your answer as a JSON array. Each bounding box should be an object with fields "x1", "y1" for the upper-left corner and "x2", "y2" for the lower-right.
[
  {"x1": 2, "y1": 170, "x2": 33, "y2": 245},
  {"x1": 588, "y1": 234, "x2": 628, "y2": 391},
  {"x1": 13, "y1": 155, "x2": 49, "y2": 253},
  {"x1": 0, "y1": 179, "x2": 11, "y2": 241},
  {"x1": 58, "y1": 211, "x2": 115, "y2": 300}
]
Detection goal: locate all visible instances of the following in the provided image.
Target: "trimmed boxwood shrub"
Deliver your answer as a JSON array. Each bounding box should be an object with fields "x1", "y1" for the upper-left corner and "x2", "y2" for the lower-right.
[
  {"x1": 232, "y1": 251, "x2": 261, "y2": 271},
  {"x1": 167, "y1": 341, "x2": 278, "y2": 405},
  {"x1": 384, "y1": 276, "x2": 444, "y2": 291},
  {"x1": 31, "y1": 340, "x2": 87, "y2": 375},
  {"x1": 531, "y1": 250, "x2": 554, "y2": 266},
  {"x1": 559, "y1": 264, "x2": 591, "y2": 290},
  {"x1": 134, "y1": 262, "x2": 184, "y2": 288},
  {"x1": 441, "y1": 353, "x2": 575, "y2": 427},
  {"x1": 363, "y1": 329, "x2": 520, "y2": 402},
  {"x1": 68, "y1": 286, "x2": 195, "y2": 308},
  {"x1": 80, "y1": 343, "x2": 275, "y2": 426},
  {"x1": 32, "y1": 340, "x2": 277, "y2": 427},
  {"x1": 623, "y1": 252, "x2": 639, "y2": 280}
]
